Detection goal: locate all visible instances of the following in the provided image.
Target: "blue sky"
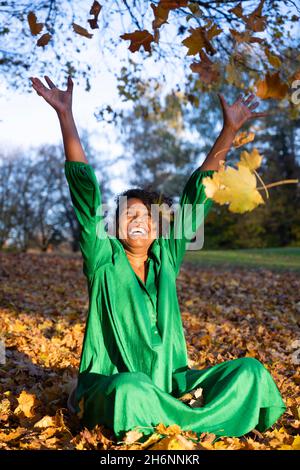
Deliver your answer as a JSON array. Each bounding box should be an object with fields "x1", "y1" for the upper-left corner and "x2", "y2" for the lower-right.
[{"x1": 0, "y1": 1, "x2": 298, "y2": 193}]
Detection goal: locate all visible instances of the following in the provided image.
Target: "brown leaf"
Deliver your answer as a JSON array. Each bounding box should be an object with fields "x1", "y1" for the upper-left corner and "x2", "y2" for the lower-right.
[
  {"x1": 120, "y1": 30, "x2": 155, "y2": 53},
  {"x1": 37, "y1": 33, "x2": 52, "y2": 47},
  {"x1": 72, "y1": 23, "x2": 93, "y2": 39},
  {"x1": 27, "y1": 11, "x2": 44, "y2": 36}
]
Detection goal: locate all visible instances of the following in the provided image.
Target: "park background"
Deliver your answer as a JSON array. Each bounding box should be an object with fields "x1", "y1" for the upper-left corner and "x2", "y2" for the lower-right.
[{"x1": 0, "y1": 0, "x2": 299, "y2": 451}]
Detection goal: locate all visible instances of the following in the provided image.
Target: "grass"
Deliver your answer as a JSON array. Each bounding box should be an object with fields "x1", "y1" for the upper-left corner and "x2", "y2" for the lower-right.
[{"x1": 183, "y1": 247, "x2": 300, "y2": 272}]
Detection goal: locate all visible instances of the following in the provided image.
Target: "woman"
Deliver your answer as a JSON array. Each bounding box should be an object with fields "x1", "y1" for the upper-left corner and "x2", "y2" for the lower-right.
[{"x1": 30, "y1": 74, "x2": 286, "y2": 440}]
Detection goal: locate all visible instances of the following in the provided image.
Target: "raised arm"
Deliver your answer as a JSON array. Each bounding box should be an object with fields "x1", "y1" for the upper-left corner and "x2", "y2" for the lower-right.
[
  {"x1": 29, "y1": 75, "x2": 112, "y2": 277},
  {"x1": 164, "y1": 92, "x2": 268, "y2": 275},
  {"x1": 29, "y1": 74, "x2": 87, "y2": 163}
]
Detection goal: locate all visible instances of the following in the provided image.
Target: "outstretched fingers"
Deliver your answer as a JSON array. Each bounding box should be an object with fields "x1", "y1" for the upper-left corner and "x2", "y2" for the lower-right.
[
  {"x1": 44, "y1": 75, "x2": 57, "y2": 89},
  {"x1": 250, "y1": 111, "x2": 270, "y2": 118},
  {"x1": 29, "y1": 77, "x2": 50, "y2": 96}
]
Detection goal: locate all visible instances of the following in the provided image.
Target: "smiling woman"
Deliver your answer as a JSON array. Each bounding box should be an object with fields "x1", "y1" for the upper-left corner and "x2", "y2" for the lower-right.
[{"x1": 30, "y1": 74, "x2": 286, "y2": 441}]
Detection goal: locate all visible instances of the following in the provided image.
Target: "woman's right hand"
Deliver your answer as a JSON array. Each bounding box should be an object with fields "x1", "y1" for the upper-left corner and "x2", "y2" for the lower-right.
[{"x1": 29, "y1": 75, "x2": 73, "y2": 115}]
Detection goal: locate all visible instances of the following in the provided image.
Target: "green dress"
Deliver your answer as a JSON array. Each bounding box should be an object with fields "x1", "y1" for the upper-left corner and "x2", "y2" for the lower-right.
[{"x1": 64, "y1": 160, "x2": 286, "y2": 440}]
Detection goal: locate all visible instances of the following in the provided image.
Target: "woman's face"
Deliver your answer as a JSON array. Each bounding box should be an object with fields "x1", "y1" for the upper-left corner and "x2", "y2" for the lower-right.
[{"x1": 117, "y1": 198, "x2": 158, "y2": 251}]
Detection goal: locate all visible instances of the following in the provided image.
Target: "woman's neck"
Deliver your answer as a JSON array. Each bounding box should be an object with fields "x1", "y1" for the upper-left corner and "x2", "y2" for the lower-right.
[{"x1": 124, "y1": 248, "x2": 148, "y2": 267}]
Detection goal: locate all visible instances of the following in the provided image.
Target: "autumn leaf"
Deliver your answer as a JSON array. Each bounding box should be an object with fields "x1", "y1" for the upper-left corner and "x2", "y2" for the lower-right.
[
  {"x1": 264, "y1": 47, "x2": 282, "y2": 69},
  {"x1": 149, "y1": 434, "x2": 195, "y2": 450},
  {"x1": 203, "y1": 165, "x2": 265, "y2": 213},
  {"x1": 120, "y1": 30, "x2": 155, "y2": 53},
  {"x1": 182, "y1": 22, "x2": 222, "y2": 56},
  {"x1": 238, "y1": 148, "x2": 263, "y2": 171},
  {"x1": 88, "y1": 0, "x2": 102, "y2": 30},
  {"x1": 230, "y1": 0, "x2": 267, "y2": 32},
  {"x1": 14, "y1": 391, "x2": 38, "y2": 418},
  {"x1": 255, "y1": 71, "x2": 289, "y2": 100},
  {"x1": 233, "y1": 131, "x2": 255, "y2": 148},
  {"x1": 245, "y1": 0, "x2": 267, "y2": 32},
  {"x1": 151, "y1": 1, "x2": 188, "y2": 30},
  {"x1": 72, "y1": 23, "x2": 93, "y2": 39},
  {"x1": 230, "y1": 29, "x2": 264, "y2": 44},
  {"x1": 27, "y1": 11, "x2": 44, "y2": 36},
  {"x1": 190, "y1": 50, "x2": 220, "y2": 84},
  {"x1": 156, "y1": 423, "x2": 182, "y2": 435},
  {"x1": 122, "y1": 429, "x2": 143, "y2": 444},
  {"x1": 37, "y1": 33, "x2": 52, "y2": 47}
]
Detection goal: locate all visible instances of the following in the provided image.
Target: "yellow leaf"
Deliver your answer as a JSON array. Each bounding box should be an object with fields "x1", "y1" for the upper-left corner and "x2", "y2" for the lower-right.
[
  {"x1": 14, "y1": 391, "x2": 38, "y2": 418},
  {"x1": 0, "y1": 427, "x2": 26, "y2": 442},
  {"x1": 34, "y1": 415, "x2": 56, "y2": 429},
  {"x1": 238, "y1": 148, "x2": 263, "y2": 171},
  {"x1": 233, "y1": 131, "x2": 255, "y2": 148},
  {"x1": 202, "y1": 172, "x2": 221, "y2": 199},
  {"x1": 203, "y1": 165, "x2": 265, "y2": 213},
  {"x1": 292, "y1": 435, "x2": 300, "y2": 450},
  {"x1": 156, "y1": 423, "x2": 182, "y2": 435},
  {"x1": 149, "y1": 434, "x2": 195, "y2": 450}
]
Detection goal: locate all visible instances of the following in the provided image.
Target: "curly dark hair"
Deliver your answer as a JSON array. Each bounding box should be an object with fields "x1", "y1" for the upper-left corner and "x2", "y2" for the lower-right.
[{"x1": 114, "y1": 188, "x2": 174, "y2": 238}]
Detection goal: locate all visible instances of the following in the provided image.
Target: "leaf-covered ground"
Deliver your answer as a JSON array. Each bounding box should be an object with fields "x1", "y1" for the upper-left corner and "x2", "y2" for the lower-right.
[{"x1": 0, "y1": 252, "x2": 299, "y2": 450}]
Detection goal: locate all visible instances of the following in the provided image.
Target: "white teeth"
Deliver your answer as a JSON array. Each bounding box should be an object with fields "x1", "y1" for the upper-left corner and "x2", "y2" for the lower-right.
[{"x1": 128, "y1": 227, "x2": 147, "y2": 236}]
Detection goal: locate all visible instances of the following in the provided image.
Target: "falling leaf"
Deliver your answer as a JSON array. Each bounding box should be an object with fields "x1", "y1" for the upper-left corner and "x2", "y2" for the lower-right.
[
  {"x1": 230, "y1": 0, "x2": 267, "y2": 32},
  {"x1": 151, "y1": 1, "x2": 188, "y2": 30},
  {"x1": 255, "y1": 71, "x2": 289, "y2": 100},
  {"x1": 190, "y1": 51, "x2": 220, "y2": 84},
  {"x1": 27, "y1": 12, "x2": 44, "y2": 36},
  {"x1": 182, "y1": 22, "x2": 222, "y2": 56},
  {"x1": 120, "y1": 30, "x2": 155, "y2": 53},
  {"x1": 264, "y1": 47, "x2": 282, "y2": 69},
  {"x1": 238, "y1": 148, "x2": 263, "y2": 171},
  {"x1": 230, "y1": 29, "x2": 264, "y2": 44},
  {"x1": 245, "y1": 0, "x2": 267, "y2": 32},
  {"x1": 203, "y1": 165, "x2": 265, "y2": 213},
  {"x1": 88, "y1": 1, "x2": 102, "y2": 29},
  {"x1": 14, "y1": 391, "x2": 38, "y2": 418},
  {"x1": 37, "y1": 33, "x2": 52, "y2": 47},
  {"x1": 72, "y1": 23, "x2": 93, "y2": 39},
  {"x1": 233, "y1": 131, "x2": 255, "y2": 148}
]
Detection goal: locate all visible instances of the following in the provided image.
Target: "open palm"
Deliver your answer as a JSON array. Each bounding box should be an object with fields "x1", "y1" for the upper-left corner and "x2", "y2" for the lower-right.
[
  {"x1": 29, "y1": 75, "x2": 73, "y2": 114},
  {"x1": 218, "y1": 92, "x2": 269, "y2": 133}
]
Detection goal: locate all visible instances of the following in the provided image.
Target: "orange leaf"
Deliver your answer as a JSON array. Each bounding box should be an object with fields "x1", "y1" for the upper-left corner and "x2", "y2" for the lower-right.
[
  {"x1": 255, "y1": 71, "x2": 289, "y2": 100},
  {"x1": 14, "y1": 391, "x2": 38, "y2": 418}
]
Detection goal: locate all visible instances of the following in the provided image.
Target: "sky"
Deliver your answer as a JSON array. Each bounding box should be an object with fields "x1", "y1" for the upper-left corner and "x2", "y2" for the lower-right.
[
  {"x1": 0, "y1": 1, "x2": 298, "y2": 194},
  {"x1": 0, "y1": 1, "x2": 189, "y2": 194}
]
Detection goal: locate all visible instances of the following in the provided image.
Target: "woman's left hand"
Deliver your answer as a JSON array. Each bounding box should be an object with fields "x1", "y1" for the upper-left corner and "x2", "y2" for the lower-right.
[{"x1": 218, "y1": 92, "x2": 269, "y2": 134}]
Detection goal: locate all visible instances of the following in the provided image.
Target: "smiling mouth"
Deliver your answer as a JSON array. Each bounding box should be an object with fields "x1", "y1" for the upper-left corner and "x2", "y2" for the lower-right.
[{"x1": 128, "y1": 226, "x2": 148, "y2": 238}]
